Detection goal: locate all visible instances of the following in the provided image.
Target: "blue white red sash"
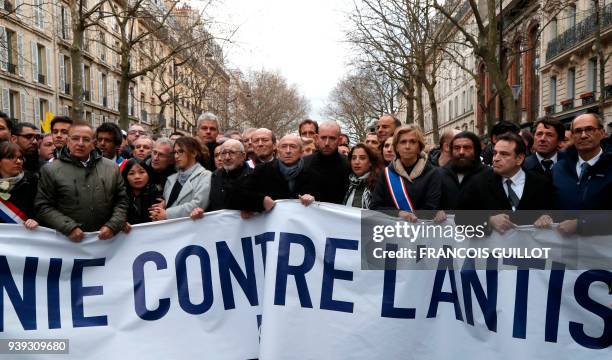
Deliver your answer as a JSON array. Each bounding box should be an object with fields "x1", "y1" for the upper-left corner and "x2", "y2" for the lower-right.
[
  {"x1": 384, "y1": 167, "x2": 415, "y2": 212},
  {"x1": 0, "y1": 198, "x2": 26, "y2": 224}
]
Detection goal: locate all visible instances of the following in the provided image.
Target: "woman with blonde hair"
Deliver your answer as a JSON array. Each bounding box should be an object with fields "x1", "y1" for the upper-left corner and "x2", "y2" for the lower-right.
[{"x1": 371, "y1": 125, "x2": 441, "y2": 221}]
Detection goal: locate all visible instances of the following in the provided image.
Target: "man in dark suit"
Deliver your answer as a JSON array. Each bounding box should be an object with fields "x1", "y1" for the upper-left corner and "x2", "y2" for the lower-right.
[
  {"x1": 230, "y1": 134, "x2": 318, "y2": 214},
  {"x1": 523, "y1": 116, "x2": 566, "y2": 178},
  {"x1": 458, "y1": 132, "x2": 555, "y2": 233}
]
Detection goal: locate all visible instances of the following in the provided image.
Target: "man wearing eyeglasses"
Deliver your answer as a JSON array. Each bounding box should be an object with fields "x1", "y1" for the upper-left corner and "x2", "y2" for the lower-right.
[
  {"x1": 551, "y1": 112, "x2": 612, "y2": 235},
  {"x1": 11, "y1": 122, "x2": 41, "y2": 173},
  {"x1": 35, "y1": 121, "x2": 128, "y2": 242},
  {"x1": 205, "y1": 139, "x2": 252, "y2": 212}
]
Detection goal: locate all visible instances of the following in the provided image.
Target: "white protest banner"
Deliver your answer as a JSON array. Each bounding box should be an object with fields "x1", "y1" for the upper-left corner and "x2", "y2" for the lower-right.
[{"x1": 1, "y1": 201, "x2": 610, "y2": 359}]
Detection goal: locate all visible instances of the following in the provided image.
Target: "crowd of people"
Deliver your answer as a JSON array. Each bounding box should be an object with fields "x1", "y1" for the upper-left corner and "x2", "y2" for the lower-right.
[{"x1": 0, "y1": 109, "x2": 611, "y2": 241}]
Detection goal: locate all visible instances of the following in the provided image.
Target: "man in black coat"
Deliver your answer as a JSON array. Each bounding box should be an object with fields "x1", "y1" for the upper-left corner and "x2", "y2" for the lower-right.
[
  {"x1": 457, "y1": 132, "x2": 554, "y2": 233},
  {"x1": 207, "y1": 139, "x2": 252, "y2": 211},
  {"x1": 437, "y1": 131, "x2": 487, "y2": 211},
  {"x1": 303, "y1": 121, "x2": 350, "y2": 204},
  {"x1": 230, "y1": 134, "x2": 318, "y2": 213},
  {"x1": 523, "y1": 116, "x2": 566, "y2": 178}
]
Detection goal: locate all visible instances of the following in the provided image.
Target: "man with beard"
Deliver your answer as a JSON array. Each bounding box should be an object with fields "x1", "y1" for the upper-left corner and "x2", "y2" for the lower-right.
[
  {"x1": 523, "y1": 117, "x2": 566, "y2": 178},
  {"x1": 437, "y1": 131, "x2": 487, "y2": 211},
  {"x1": 206, "y1": 139, "x2": 252, "y2": 211},
  {"x1": 11, "y1": 122, "x2": 41, "y2": 173}
]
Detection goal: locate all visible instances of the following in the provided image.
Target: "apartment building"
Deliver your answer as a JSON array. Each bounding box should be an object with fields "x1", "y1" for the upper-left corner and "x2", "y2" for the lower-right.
[
  {"x1": 0, "y1": 0, "x2": 229, "y2": 134},
  {"x1": 540, "y1": 0, "x2": 612, "y2": 125}
]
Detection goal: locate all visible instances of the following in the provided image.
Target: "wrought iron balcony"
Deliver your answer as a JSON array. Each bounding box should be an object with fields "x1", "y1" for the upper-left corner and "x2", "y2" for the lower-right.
[
  {"x1": 103, "y1": 96, "x2": 107, "y2": 107},
  {"x1": 544, "y1": 104, "x2": 556, "y2": 115},
  {"x1": 580, "y1": 92, "x2": 595, "y2": 106},
  {"x1": 7, "y1": 62, "x2": 16, "y2": 74},
  {"x1": 546, "y1": 4, "x2": 612, "y2": 61},
  {"x1": 64, "y1": 83, "x2": 70, "y2": 94},
  {"x1": 37, "y1": 73, "x2": 45, "y2": 83},
  {"x1": 83, "y1": 90, "x2": 90, "y2": 101},
  {"x1": 561, "y1": 99, "x2": 574, "y2": 112}
]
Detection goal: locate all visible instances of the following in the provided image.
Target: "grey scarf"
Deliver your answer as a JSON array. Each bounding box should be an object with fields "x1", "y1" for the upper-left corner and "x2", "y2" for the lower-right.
[
  {"x1": 177, "y1": 163, "x2": 199, "y2": 185},
  {"x1": 278, "y1": 158, "x2": 304, "y2": 193}
]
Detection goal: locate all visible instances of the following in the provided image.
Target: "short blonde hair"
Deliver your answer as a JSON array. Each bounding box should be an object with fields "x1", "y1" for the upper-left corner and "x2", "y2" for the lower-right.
[{"x1": 392, "y1": 125, "x2": 426, "y2": 156}]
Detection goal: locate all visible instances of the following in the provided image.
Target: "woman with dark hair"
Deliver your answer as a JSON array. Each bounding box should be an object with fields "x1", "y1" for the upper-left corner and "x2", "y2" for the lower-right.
[
  {"x1": 150, "y1": 136, "x2": 211, "y2": 220},
  {"x1": 121, "y1": 158, "x2": 161, "y2": 227},
  {"x1": 344, "y1": 143, "x2": 383, "y2": 209},
  {"x1": 0, "y1": 142, "x2": 38, "y2": 229},
  {"x1": 381, "y1": 137, "x2": 395, "y2": 165}
]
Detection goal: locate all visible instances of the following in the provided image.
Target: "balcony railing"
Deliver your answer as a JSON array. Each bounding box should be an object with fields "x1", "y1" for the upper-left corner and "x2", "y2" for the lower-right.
[
  {"x1": 7, "y1": 62, "x2": 16, "y2": 74},
  {"x1": 102, "y1": 96, "x2": 107, "y2": 107},
  {"x1": 64, "y1": 83, "x2": 70, "y2": 94},
  {"x1": 83, "y1": 90, "x2": 90, "y2": 101},
  {"x1": 546, "y1": 4, "x2": 612, "y2": 61},
  {"x1": 561, "y1": 99, "x2": 574, "y2": 112},
  {"x1": 37, "y1": 73, "x2": 45, "y2": 83},
  {"x1": 544, "y1": 104, "x2": 556, "y2": 115},
  {"x1": 580, "y1": 92, "x2": 596, "y2": 106}
]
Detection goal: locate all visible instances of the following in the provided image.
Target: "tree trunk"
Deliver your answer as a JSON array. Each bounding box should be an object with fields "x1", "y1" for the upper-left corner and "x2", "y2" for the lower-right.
[
  {"x1": 415, "y1": 80, "x2": 425, "y2": 130},
  {"x1": 593, "y1": 0, "x2": 607, "y2": 114},
  {"x1": 483, "y1": 53, "x2": 517, "y2": 124},
  {"x1": 119, "y1": 49, "x2": 131, "y2": 129},
  {"x1": 69, "y1": 2, "x2": 84, "y2": 121},
  {"x1": 424, "y1": 83, "x2": 440, "y2": 144}
]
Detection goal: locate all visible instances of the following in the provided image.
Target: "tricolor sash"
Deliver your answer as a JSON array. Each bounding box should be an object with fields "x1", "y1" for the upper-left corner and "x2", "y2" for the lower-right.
[
  {"x1": 384, "y1": 167, "x2": 415, "y2": 212},
  {"x1": 0, "y1": 198, "x2": 27, "y2": 224}
]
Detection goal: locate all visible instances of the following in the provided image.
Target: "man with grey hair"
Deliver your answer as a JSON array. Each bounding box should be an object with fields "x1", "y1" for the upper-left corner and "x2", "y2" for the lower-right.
[
  {"x1": 196, "y1": 112, "x2": 220, "y2": 170},
  {"x1": 303, "y1": 121, "x2": 350, "y2": 204},
  {"x1": 205, "y1": 139, "x2": 253, "y2": 212},
  {"x1": 230, "y1": 134, "x2": 317, "y2": 214},
  {"x1": 146, "y1": 137, "x2": 176, "y2": 195}
]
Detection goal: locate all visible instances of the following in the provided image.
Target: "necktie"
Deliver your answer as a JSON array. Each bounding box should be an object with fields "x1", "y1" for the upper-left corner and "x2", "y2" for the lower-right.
[
  {"x1": 541, "y1": 159, "x2": 553, "y2": 175},
  {"x1": 505, "y1": 179, "x2": 519, "y2": 210},
  {"x1": 579, "y1": 162, "x2": 590, "y2": 181}
]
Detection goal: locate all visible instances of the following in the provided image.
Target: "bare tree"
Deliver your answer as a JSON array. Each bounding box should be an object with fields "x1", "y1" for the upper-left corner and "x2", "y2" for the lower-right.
[
  {"x1": 68, "y1": 0, "x2": 105, "y2": 121},
  {"x1": 349, "y1": 0, "x2": 444, "y2": 143},
  {"x1": 324, "y1": 67, "x2": 397, "y2": 143},
  {"x1": 106, "y1": 0, "x2": 215, "y2": 129},
  {"x1": 233, "y1": 69, "x2": 310, "y2": 135}
]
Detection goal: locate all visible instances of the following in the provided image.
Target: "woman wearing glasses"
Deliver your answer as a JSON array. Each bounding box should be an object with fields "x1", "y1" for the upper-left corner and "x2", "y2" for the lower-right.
[
  {"x1": 149, "y1": 136, "x2": 211, "y2": 220},
  {"x1": 0, "y1": 142, "x2": 38, "y2": 229}
]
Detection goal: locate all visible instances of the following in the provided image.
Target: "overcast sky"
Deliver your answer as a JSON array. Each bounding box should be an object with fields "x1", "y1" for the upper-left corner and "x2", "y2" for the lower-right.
[{"x1": 200, "y1": 0, "x2": 355, "y2": 120}]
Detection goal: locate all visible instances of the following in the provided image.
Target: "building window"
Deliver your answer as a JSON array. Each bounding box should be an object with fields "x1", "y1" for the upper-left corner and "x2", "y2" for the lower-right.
[
  {"x1": 587, "y1": 58, "x2": 597, "y2": 94},
  {"x1": 550, "y1": 17, "x2": 557, "y2": 39},
  {"x1": 567, "y1": 5, "x2": 576, "y2": 29},
  {"x1": 549, "y1": 76, "x2": 557, "y2": 107},
  {"x1": 567, "y1": 68, "x2": 575, "y2": 99}
]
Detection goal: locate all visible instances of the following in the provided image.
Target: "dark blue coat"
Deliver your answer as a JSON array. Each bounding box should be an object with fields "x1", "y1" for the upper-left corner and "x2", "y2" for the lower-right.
[
  {"x1": 552, "y1": 146, "x2": 612, "y2": 235},
  {"x1": 523, "y1": 151, "x2": 566, "y2": 178}
]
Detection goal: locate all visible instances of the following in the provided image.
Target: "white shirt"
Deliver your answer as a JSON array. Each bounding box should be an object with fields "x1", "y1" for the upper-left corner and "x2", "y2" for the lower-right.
[
  {"x1": 535, "y1": 152, "x2": 558, "y2": 170},
  {"x1": 502, "y1": 168, "x2": 526, "y2": 211},
  {"x1": 576, "y1": 148, "x2": 603, "y2": 178}
]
